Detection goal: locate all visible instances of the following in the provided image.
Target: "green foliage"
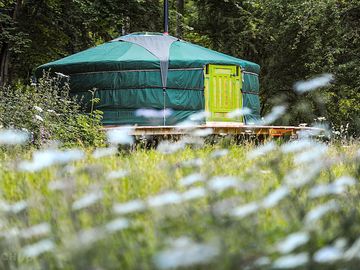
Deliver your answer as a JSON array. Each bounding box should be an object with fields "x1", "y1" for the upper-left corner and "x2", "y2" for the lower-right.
[
  {"x1": 1, "y1": 0, "x2": 162, "y2": 83},
  {"x1": 1, "y1": 0, "x2": 359, "y2": 136},
  {"x1": 0, "y1": 73, "x2": 105, "y2": 147},
  {"x1": 184, "y1": 0, "x2": 360, "y2": 136},
  {"x1": 257, "y1": 0, "x2": 360, "y2": 134}
]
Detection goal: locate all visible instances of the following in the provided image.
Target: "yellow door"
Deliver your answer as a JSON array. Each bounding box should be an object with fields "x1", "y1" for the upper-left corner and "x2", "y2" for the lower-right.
[{"x1": 204, "y1": 64, "x2": 243, "y2": 122}]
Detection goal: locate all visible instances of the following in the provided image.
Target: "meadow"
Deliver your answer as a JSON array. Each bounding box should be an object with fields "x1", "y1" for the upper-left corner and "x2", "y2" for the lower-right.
[
  {"x1": 0, "y1": 130, "x2": 359, "y2": 270},
  {"x1": 1, "y1": 0, "x2": 359, "y2": 268}
]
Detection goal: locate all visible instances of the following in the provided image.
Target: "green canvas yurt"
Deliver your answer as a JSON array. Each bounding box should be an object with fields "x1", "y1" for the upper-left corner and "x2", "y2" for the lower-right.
[{"x1": 36, "y1": 32, "x2": 261, "y2": 126}]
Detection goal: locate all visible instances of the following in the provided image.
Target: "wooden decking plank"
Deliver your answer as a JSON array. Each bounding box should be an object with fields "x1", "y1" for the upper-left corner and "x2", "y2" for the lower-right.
[{"x1": 104, "y1": 123, "x2": 323, "y2": 137}]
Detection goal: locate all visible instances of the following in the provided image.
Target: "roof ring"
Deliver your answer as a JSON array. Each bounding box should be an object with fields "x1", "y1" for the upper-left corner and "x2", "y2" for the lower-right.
[
  {"x1": 111, "y1": 32, "x2": 182, "y2": 43},
  {"x1": 129, "y1": 32, "x2": 165, "y2": 36}
]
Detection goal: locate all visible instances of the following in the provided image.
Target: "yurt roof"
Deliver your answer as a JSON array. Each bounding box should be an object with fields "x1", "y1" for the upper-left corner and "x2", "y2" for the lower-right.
[{"x1": 37, "y1": 32, "x2": 260, "y2": 78}]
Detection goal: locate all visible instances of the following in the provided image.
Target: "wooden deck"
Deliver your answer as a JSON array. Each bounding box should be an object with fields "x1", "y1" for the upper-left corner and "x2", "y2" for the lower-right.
[{"x1": 104, "y1": 122, "x2": 323, "y2": 138}]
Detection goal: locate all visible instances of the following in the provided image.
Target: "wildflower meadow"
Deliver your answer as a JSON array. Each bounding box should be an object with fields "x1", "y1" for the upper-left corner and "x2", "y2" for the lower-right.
[
  {"x1": 1, "y1": 0, "x2": 360, "y2": 268},
  {"x1": 0, "y1": 105, "x2": 359, "y2": 270}
]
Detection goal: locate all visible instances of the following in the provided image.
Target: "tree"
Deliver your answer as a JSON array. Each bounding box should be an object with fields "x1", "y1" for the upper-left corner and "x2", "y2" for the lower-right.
[
  {"x1": 188, "y1": 0, "x2": 359, "y2": 134},
  {"x1": 1, "y1": 0, "x2": 359, "y2": 135},
  {"x1": 0, "y1": 0, "x2": 28, "y2": 86},
  {"x1": 259, "y1": 0, "x2": 360, "y2": 133},
  {"x1": 1, "y1": 0, "x2": 162, "y2": 84}
]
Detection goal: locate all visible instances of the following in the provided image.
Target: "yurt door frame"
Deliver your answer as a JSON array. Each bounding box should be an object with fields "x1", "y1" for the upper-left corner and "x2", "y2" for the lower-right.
[{"x1": 204, "y1": 64, "x2": 243, "y2": 122}]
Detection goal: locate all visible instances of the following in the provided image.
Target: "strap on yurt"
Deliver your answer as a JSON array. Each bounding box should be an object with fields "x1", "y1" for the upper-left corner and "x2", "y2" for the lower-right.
[{"x1": 114, "y1": 34, "x2": 179, "y2": 126}]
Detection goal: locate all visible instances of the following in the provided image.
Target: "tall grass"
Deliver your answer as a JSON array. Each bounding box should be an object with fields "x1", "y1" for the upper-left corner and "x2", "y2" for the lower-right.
[{"x1": 0, "y1": 135, "x2": 359, "y2": 269}]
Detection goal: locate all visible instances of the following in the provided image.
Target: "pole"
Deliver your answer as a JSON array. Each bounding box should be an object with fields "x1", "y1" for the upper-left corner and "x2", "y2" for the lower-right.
[
  {"x1": 163, "y1": 88, "x2": 166, "y2": 126},
  {"x1": 164, "y1": 0, "x2": 169, "y2": 35}
]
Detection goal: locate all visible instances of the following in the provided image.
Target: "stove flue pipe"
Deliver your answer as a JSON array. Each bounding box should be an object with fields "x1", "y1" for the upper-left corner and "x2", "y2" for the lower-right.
[{"x1": 164, "y1": 0, "x2": 169, "y2": 35}]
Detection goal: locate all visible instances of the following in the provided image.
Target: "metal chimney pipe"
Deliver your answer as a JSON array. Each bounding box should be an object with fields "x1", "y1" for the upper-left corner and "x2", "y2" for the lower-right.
[{"x1": 164, "y1": 0, "x2": 169, "y2": 34}]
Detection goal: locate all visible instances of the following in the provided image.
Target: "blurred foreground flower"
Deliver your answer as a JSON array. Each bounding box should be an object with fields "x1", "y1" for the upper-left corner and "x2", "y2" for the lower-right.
[
  {"x1": 276, "y1": 232, "x2": 310, "y2": 254},
  {"x1": 92, "y1": 147, "x2": 118, "y2": 158},
  {"x1": 285, "y1": 163, "x2": 324, "y2": 188},
  {"x1": 21, "y1": 239, "x2": 55, "y2": 258},
  {"x1": 113, "y1": 199, "x2": 146, "y2": 215},
  {"x1": 136, "y1": 108, "x2": 173, "y2": 118},
  {"x1": 344, "y1": 238, "x2": 360, "y2": 260},
  {"x1": 182, "y1": 187, "x2": 206, "y2": 201},
  {"x1": 281, "y1": 139, "x2": 315, "y2": 153},
  {"x1": 227, "y1": 107, "x2": 251, "y2": 119},
  {"x1": 272, "y1": 252, "x2": 309, "y2": 269},
  {"x1": 179, "y1": 173, "x2": 206, "y2": 187},
  {"x1": 0, "y1": 129, "x2": 29, "y2": 145},
  {"x1": 247, "y1": 141, "x2": 277, "y2": 160},
  {"x1": 293, "y1": 144, "x2": 328, "y2": 164},
  {"x1": 175, "y1": 111, "x2": 210, "y2": 130},
  {"x1": 154, "y1": 237, "x2": 219, "y2": 269},
  {"x1": 105, "y1": 218, "x2": 129, "y2": 233},
  {"x1": 157, "y1": 140, "x2": 186, "y2": 154},
  {"x1": 314, "y1": 246, "x2": 343, "y2": 263},
  {"x1": 294, "y1": 73, "x2": 334, "y2": 93},
  {"x1": 147, "y1": 191, "x2": 182, "y2": 208},
  {"x1": 304, "y1": 200, "x2": 339, "y2": 226},
  {"x1": 258, "y1": 105, "x2": 286, "y2": 125},
  {"x1": 230, "y1": 202, "x2": 260, "y2": 218},
  {"x1": 262, "y1": 186, "x2": 290, "y2": 208},
  {"x1": 309, "y1": 176, "x2": 356, "y2": 198},
  {"x1": 72, "y1": 191, "x2": 103, "y2": 211},
  {"x1": 0, "y1": 200, "x2": 28, "y2": 214},
  {"x1": 189, "y1": 111, "x2": 210, "y2": 122},
  {"x1": 20, "y1": 223, "x2": 51, "y2": 239},
  {"x1": 107, "y1": 169, "x2": 129, "y2": 180},
  {"x1": 19, "y1": 148, "x2": 84, "y2": 172},
  {"x1": 180, "y1": 158, "x2": 203, "y2": 168},
  {"x1": 106, "y1": 127, "x2": 134, "y2": 145},
  {"x1": 210, "y1": 149, "x2": 229, "y2": 158},
  {"x1": 208, "y1": 176, "x2": 239, "y2": 192},
  {"x1": 191, "y1": 128, "x2": 213, "y2": 137}
]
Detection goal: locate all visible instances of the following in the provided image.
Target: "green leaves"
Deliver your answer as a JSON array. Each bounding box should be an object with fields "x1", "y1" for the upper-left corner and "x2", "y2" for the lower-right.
[
  {"x1": 0, "y1": 73, "x2": 105, "y2": 147},
  {"x1": 182, "y1": 0, "x2": 359, "y2": 135},
  {"x1": 2, "y1": 0, "x2": 162, "y2": 83},
  {"x1": 1, "y1": 0, "x2": 359, "y2": 136}
]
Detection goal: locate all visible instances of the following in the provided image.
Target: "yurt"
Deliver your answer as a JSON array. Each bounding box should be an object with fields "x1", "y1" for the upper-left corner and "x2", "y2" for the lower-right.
[{"x1": 36, "y1": 32, "x2": 261, "y2": 126}]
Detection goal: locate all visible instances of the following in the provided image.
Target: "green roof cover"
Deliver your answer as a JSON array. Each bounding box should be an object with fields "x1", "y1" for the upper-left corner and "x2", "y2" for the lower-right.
[
  {"x1": 37, "y1": 33, "x2": 260, "y2": 75},
  {"x1": 36, "y1": 33, "x2": 261, "y2": 125}
]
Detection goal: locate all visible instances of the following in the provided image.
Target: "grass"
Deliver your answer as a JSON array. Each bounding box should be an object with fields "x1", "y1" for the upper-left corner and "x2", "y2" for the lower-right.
[{"x1": 0, "y1": 139, "x2": 359, "y2": 270}]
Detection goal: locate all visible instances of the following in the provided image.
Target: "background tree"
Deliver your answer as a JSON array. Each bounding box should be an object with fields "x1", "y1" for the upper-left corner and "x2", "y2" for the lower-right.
[
  {"x1": 0, "y1": 0, "x2": 359, "y2": 135},
  {"x1": 185, "y1": 0, "x2": 359, "y2": 134},
  {"x1": 0, "y1": 0, "x2": 162, "y2": 85}
]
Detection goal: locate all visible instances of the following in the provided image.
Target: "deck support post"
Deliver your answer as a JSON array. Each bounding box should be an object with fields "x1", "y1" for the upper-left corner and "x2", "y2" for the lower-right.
[{"x1": 163, "y1": 87, "x2": 166, "y2": 126}]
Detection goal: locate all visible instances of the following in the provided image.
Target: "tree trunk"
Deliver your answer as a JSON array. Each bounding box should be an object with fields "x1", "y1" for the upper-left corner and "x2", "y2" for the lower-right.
[
  {"x1": 0, "y1": 44, "x2": 10, "y2": 86},
  {"x1": 176, "y1": 0, "x2": 184, "y2": 38},
  {"x1": 0, "y1": 0, "x2": 22, "y2": 86}
]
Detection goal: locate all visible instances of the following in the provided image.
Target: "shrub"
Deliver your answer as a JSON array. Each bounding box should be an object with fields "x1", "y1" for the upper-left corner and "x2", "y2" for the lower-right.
[{"x1": 0, "y1": 73, "x2": 105, "y2": 147}]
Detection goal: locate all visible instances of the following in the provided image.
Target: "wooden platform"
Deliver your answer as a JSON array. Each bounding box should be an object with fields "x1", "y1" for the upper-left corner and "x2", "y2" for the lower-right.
[{"x1": 105, "y1": 122, "x2": 323, "y2": 138}]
